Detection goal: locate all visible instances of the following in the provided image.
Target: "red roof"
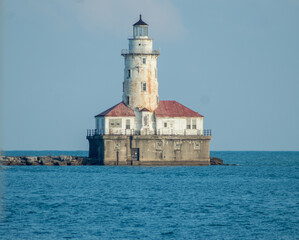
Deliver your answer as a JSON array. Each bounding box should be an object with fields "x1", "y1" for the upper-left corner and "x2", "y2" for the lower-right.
[
  {"x1": 95, "y1": 102, "x2": 135, "y2": 117},
  {"x1": 155, "y1": 100, "x2": 203, "y2": 118}
]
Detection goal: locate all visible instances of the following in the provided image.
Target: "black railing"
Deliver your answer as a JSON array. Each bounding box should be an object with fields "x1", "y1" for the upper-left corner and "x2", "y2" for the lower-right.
[
  {"x1": 87, "y1": 129, "x2": 212, "y2": 137},
  {"x1": 87, "y1": 129, "x2": 135, "y2": 136},
  {"x1": 203, "y1": 129, "x2": 212, "y2": 136}
]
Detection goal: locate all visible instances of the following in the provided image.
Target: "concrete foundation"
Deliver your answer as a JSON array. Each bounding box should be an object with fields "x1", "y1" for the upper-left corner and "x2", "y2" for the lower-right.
[{"x1": 87, "y1": 135, "x2": 212, "y2": 166}]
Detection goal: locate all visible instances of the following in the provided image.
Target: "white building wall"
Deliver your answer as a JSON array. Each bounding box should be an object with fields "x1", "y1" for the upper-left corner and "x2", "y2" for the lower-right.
[
  {"x1": 156, "y1": 117, "x2": 204, "y2": 135},
  {"x1": 106, "y1": 116, "x2": 136, "y2": 135},
  {"x1": 95, "y1": 116, "x2": 136, "y2": 135},
  {"x1": 133, "y1": 110, "x2": 155, "y2": 133},
  {"x1": 95, "y1": 116, "x2": 203, "y2": 135}
]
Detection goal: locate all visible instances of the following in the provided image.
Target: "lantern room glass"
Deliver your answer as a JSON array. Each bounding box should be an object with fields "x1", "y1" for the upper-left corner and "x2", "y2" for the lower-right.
[{"x1": 134, "y1": 26, "x2": 148, "y2": 38}]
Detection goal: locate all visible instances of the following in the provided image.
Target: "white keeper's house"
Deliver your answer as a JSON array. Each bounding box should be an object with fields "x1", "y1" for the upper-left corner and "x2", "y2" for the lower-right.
[{"x1": 87, "y1": 15, "x2": 212, "y2": 166}]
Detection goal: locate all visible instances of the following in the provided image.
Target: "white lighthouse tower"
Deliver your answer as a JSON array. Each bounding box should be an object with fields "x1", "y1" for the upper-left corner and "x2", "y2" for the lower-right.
[{"x1": 121, "y1": 15, "x2": 160, "y2": 133}]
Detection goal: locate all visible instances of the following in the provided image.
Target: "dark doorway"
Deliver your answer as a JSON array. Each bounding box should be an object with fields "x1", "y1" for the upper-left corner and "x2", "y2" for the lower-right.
[
  {"x1": 116, "y1": 151, "x2": 119, "y2": 165},
  {"x1": 131, "y1": 148, "x2": 139, "y2": 161}
]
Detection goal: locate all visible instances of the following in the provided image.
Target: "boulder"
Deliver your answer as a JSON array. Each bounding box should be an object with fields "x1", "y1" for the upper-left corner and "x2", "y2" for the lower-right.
[
  {"x1": 39, "y1": 156, "x2": 54, "y2": 166},
  {"x1": 59, "y1": 155, "x2": 72, "y2": 161},
  {"x1": 210, "y1": 157, "x2": 224, "y2": 165},
  {"x1": 70, "y1": 157, "x2": 84, "y2": 165},
  {"x1": 10, "y1": 157, "x2": 26, "y2": 165},
  {"x1": 23, "y1": 156, "x2": 38, "y2": 165}
]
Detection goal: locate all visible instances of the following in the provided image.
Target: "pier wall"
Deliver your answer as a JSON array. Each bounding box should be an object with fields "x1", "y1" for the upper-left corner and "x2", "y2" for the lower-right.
[{"x1": 87, "y1": 135, "x2": 212, "y2": 166}]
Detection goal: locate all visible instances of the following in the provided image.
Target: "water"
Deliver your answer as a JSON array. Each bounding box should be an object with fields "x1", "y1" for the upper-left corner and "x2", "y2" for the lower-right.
[{"x1": 0, "y1": 151, "x2": 298, "y2": 239}]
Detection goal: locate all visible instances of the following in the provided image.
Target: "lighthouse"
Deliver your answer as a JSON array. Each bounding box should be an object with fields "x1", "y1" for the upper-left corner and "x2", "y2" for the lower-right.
[
  {"x1": 87, "y1": 15, "x2": 212, "y2": 166},
  {"x1": 122, "y1": 15, "x2": 159, "y2": 111},
  {"x1": 121, "y1": 15, "x2": 160, "y2": 133}
]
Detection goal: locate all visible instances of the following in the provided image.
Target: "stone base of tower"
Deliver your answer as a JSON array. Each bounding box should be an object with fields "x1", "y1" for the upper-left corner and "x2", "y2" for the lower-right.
[{"x1": 87, "y1": 135, "x2": 212, "y2": 166}]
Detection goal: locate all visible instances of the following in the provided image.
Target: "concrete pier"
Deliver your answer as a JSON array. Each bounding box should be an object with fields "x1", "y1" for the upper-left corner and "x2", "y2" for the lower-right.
[{"x1": 87, "y1": 134, "x2": 212, "y2": 166}]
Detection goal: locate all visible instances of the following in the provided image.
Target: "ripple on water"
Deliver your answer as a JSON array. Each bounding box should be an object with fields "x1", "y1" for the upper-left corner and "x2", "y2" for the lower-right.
[{"x1": 0, "y1": 151, "x2": 298, "y2": 239}]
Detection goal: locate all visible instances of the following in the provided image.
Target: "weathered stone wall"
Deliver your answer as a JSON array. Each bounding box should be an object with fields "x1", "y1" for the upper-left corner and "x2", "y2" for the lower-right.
[{"x1": 87, "y1": 135, "x2": 212, "y2": 166}]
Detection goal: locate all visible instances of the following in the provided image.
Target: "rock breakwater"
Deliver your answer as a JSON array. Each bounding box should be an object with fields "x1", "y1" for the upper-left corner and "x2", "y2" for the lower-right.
[
  {"x1": 0, "y1": 156, "x2": 230, "y2": 166},
  {"x1": 0, "y1": 156, "x2": 99, "y2": 166}
]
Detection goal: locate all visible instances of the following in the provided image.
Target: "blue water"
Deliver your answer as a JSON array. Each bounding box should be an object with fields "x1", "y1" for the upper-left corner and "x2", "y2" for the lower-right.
[{"x1": 0, "y1": 151, "x2": 298, "y2": 239}]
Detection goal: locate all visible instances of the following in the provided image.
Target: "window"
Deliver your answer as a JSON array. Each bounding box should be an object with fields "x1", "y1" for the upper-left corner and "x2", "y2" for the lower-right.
[
  {"x1": 144, "y1": 115, "x2": 149, "y2": 126},
  {"x1": 143, "y1": 58, "x2": 146, "y2": 64},
  {"x1": 186, "y1": 119, "x2": 191, "y2": 129},
  {"x1": 141, "y1": 82, "x2": 147, "y2": 92},
  {"x1": 156, "y1": 97, "x2": 159, "y2": 105},
  {"x1": 109, "y1": 119, "x2": 122, "y2": 128},
  {"x1": 174, "y1": 142, "x2": 181, "y2": 150},
  {"x1": 164, "y1": 122, "x2": 167, "y2": 128},
  {"x1": 126, "y1": 119, "x2": 130, "y2": 129},
  {"x1": 127, "y1": 96, "x2": 130, "y2": 105},
  {"x1": 156, "y1": 141, "x2": 163, "y2": 150},
  {"x1": 115, "y1": 142, "x2": 120, "y2": 150},
  {"x1": 194, "y1": 142, "x2": 200, "y2": 150},
  {"x1": 134, "y1": 26, "x2": 148, "y2": 37},
  {"x1": 192, "y1": 119, "x2": 197, "y2": 129},
  {"x1": 128, "y1": 69, "x2": 131, "y2": 78}
]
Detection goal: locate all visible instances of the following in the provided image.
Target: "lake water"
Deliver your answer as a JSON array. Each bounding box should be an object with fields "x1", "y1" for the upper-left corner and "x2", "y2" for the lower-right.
[{"x1": 0, "y1": 151, "x2": 298, "y2": 239}]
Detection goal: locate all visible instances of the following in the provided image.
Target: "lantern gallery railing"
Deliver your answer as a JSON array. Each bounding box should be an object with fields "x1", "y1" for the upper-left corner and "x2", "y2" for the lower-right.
[
  {"x1": 87, "y1": 129, "x2": 212, "y2": 137},
  {"x1": 121, "y1": 49, "x2": 160, "y2": 55}
]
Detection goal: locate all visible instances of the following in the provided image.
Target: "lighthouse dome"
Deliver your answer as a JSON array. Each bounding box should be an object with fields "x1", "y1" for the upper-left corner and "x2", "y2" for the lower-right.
[{"x1": 133, "y1": 14, "x2": 148, "y2": 26}]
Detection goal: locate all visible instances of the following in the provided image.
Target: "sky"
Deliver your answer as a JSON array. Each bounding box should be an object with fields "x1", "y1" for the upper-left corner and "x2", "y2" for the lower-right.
[{"x1": 1, "y1": 0, "x2": 299, "y2": 151}]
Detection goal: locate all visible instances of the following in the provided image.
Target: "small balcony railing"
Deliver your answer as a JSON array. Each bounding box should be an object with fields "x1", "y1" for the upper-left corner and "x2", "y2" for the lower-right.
[
  {"x1": 87, "y1": 129, "x2": 212, "y2": 137},
  {"x1": 121, "y1": 49, "x2": 160, "y2": 55}
]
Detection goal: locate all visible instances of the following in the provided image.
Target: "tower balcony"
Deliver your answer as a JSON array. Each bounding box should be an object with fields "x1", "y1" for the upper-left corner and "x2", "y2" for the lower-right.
[{"x1": 121, "y1": 49, "x2": 160, "y2": 56}]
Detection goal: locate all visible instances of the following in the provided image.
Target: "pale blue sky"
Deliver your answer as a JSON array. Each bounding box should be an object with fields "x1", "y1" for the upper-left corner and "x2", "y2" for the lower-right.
[{"x1": 1, "y1": 0, "x2": 299, "y2": 151}]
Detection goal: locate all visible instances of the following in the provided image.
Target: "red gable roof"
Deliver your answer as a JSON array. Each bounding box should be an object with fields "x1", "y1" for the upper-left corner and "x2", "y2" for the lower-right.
[
  {"x1": 155, "y1": 100, "x2": 203, "y2": 118},
  {"x1": 95, "y1": 102, "x2": 135, "y2": 117}
]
